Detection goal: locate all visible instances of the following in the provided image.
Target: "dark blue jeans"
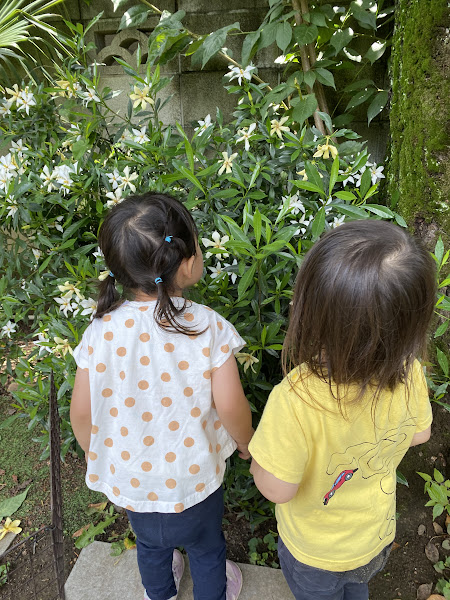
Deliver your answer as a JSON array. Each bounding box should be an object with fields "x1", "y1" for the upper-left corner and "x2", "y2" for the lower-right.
[
  {"x1": 126, "y1": 486, "x2": 226, "y2": 600},
  {"x1": 278, "y1": 537, "x2": 392, "y2": 600}
]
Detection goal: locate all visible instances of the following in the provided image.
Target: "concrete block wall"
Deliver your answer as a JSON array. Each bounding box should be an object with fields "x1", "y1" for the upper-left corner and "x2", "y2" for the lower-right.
[{"x1": 61, "y1": 0, "x2": 388, "y2": 162}]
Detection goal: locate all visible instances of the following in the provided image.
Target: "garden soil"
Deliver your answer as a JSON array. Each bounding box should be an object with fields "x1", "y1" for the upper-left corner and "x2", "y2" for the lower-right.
[{"x1": 0, "y1": 392, "x2": 449, "y2": 599}]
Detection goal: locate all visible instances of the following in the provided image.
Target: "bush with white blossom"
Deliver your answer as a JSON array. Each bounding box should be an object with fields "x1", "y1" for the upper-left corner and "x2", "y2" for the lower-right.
[{"x1": 0, "y1": 17, "x2": 397, "y2": 460}]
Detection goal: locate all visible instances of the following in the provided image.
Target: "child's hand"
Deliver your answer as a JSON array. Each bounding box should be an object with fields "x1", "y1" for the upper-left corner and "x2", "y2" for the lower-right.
[{"x1": 237, "y1": 443, "x2": 251, "y2": 460}]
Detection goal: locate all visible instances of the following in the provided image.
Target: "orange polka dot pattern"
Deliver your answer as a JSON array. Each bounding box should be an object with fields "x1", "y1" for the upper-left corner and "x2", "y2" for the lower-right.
[{"x1": 72, "y1": 299, "x2": 245, "y2": 513}]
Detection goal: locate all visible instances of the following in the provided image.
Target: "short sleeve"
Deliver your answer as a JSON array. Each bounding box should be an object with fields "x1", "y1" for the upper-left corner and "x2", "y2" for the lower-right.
[
  {"x1": 410, "y1": 360, "x2": 433, "y2": 433},
  {"x1": 249, "y1": 383, "x2": 308, "y2": 484},
  {"x1": 72, "y1": 324, "x2": 92, "y2": 370},
  {"x1": 210, "y1": 314, "x2": 246, "y2": 370}
]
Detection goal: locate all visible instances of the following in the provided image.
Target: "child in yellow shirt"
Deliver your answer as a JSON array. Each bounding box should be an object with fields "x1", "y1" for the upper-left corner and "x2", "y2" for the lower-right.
[{"x1": 249, "y1": 220, "x2": 435, "y2": 600}]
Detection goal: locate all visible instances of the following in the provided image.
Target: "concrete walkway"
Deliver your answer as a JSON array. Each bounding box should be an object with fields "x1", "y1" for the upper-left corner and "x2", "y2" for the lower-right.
[{"x1": 65, "y1": 541, "x2": 294, "y2": 600}]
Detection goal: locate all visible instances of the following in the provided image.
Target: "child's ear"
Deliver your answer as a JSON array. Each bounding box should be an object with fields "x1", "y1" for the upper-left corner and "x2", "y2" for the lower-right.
[{"x1": 179, "y1": 255, "x2": 196, "y2": 278}]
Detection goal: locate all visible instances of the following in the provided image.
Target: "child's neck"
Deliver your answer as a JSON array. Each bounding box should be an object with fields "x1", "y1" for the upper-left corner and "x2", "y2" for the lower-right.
[{"x1": 133, "y1": 289, "x2": 183, "y2": 301}]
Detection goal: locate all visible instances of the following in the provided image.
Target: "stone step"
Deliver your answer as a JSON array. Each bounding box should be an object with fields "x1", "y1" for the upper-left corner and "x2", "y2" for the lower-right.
[{"x1": 65, "y1": 541, "x2": 294, "y2": 600}]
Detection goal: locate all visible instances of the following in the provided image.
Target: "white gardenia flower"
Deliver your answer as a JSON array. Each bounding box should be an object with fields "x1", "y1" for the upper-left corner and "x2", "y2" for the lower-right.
[
  {"x1": 57, "y1": 282, "x2": 83, "y2": 299},
  {"x1": 119, "y1": 166, "x2": 138, "y2": 193},
  {"x1": 369, "y1": 164, "x2": 385, "y2": 185},
  {"x1": 54, "y1": 216, "x2": 64, "y2": 232},
  {"x1": 54, "y1": 164, "x2": 74, "y2": 195},
  {"x1": 235, "y1": 352, "x2": 259, "y2": 373},
  {"x1": 236, "y1": 123, "x2": 256, "y2": 152},
  {"x1": 0, "y1": 153, "x2": 17, "y2": 173},
  {"x1": 32, "y1": 248, "x2": 41, "y2": 260},
  {"x1": 291, "y1": 213, "x2": 311, "y2": 236},
  {"x1": 202, "y1": 231, "x2": 229, "y2": 260},
  {"x1": 16, "y1": 91, "x2": 36, "y2": 115},
  {"x1": 33, "y1": 331, "x2": 50, "y2": 356},
  {"x1": 223, "y1": 259, "x2": 238, "y2": 284},
  {"x1": 81, "y1": 87, "x2": 100, "y2": 106},
  {"x1": 106, "y1": 169, "x2": 123, "y2": 190},
  {"x1": 1, "y1": 320, "x2": 16, "y2": 338},
  {"x1": 5, "y1": 197, "x2": 18, "y2": 217},
  {"x1": 105, "y1": 187, "x2": 124, "y2": 208},
  {"x1": 270, "y1": 116, "x2": 290, "y2": 139},
  {"x1": 93, "y1": 246, "x2": 103, "y2": 260},
  {"x1": 331, "y1": 215, "x2": 345, "y2": 228},
  {"x1": 80, "y1": 298, "x2": 97, "y2": 316},
  {"x1": 132, "y1": 126, "x2": 149, "y2": 145},
  {"x1": 40, "y1": 165, "x2": 57, "y2": 191},
  {"x1": 280, "y1": 193, "x2": 305, "y2": 216},
  {"x1": 55, "y1": 294, "x2": 75, "y2": 317},
  {"x1": 0, "y1": 168, "x2": 10, "y2": 192},
  {"x1": 11, "y1": 139, "x2": 25, "y2": 154},
  {"x1": 226, "y1": 64, "x2": 256, "y2": 86},
  {"x1": 208, "y1": 262, "x2": 225, "y2": 279},
  {"x1": 218, "y1": 151, "x2": 237, "y2": 176},
  {"x1": 0, "y1": 99, "x2": 12, "y2": 116},
  {"x1": 194, "y1": 114, "x2": 212, "y2": 136}
]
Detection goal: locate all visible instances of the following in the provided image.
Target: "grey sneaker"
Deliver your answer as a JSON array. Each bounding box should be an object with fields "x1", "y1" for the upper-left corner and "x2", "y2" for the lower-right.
[
  {"x1": 143, "y1": 549, "x2": 185, "y2": 600},
  {"x1": 226, "y1": 560, "x2": 243, "y2": 600}
]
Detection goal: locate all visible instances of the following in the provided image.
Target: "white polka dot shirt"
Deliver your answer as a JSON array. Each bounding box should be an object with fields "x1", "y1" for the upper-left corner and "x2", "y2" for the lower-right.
[{"x1": 73, "y1": 298, "x2": 246, "y2": 513}]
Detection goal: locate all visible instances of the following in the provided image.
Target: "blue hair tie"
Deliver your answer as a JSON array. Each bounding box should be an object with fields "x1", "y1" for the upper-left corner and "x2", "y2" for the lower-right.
[
  {"x1": 155, "y1": 277, "x2": 163, "y2": 284},
  {"x1": 109, "y1": 271, "x2": 114, "y2": 277},
  {"x1": 165, "y1": 236, "x2": 173, "y2": 243}
]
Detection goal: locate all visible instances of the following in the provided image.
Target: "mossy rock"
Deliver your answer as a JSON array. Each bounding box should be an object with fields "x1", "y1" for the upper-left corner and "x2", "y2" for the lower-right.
[{"x1": 387, "y1": 0, "x2": 450, "y2": 247}]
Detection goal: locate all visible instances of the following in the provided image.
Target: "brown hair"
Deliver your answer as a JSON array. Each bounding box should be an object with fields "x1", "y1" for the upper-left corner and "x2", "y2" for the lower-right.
[
  {"x1": 96, "y1": 193, "x2": 201, "y2": 335},
  {"x1": 282, "y1": 220, "x2": 436, "y2": 414}
]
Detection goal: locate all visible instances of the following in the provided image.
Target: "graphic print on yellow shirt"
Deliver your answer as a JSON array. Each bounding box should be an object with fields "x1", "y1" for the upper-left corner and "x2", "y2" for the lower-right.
[
  {"x1": 73, "y1": 298, "x2": 245, "y2": 514},
  {"x1": 248, "y1": 361, "x2": 432, "y2": 572}
]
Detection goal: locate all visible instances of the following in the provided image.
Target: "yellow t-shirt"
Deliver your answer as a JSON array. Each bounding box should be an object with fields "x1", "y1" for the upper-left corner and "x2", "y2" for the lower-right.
[{"x1": 249, "y1": 360, "x2": 432, "y2": 572}]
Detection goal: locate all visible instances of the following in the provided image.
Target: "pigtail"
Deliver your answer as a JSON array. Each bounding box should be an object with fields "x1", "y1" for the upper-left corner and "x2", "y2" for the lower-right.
[{"x1": 95, "y1": 274, "x2": 122, "y2": 319}]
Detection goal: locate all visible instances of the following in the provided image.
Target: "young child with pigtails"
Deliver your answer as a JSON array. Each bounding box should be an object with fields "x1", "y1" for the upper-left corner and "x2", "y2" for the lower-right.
[{"x1": 70, "y1": 193, "x2": 254, "y2": 600}]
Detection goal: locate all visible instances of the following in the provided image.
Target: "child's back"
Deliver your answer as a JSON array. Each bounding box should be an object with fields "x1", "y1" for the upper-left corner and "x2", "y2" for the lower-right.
[
  {"x1": 74, "y1": 297, "x2": 242, "y2": 513},
  {"x1": 252, "y1": 360, "x2": 430, "y2": 572}
]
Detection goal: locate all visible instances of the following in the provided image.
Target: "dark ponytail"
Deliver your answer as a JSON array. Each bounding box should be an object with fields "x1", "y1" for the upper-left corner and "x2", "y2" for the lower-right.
[{"x1": 96, "y1": 273, "x2": 122, "y2": 319}]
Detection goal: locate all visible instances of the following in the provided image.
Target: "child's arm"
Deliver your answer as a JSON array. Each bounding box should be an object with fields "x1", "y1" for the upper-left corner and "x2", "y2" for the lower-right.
[
  {"x1": 410, "y1": 425, "x2": 431, "y2": 447},
  {"x1": 211, "y1": 354, "x2": 254, "y2": 459},
  {"x1": 70, "y1": 367, "x2": 92, "y2": 455},
  {"x1": 250, "y1": 459, "x2": 299, "y2": 504}
]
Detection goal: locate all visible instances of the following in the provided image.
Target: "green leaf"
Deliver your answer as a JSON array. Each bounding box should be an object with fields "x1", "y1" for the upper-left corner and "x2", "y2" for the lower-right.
[
  {"x1": 72, "y1": 139, "x2": 90, "y2": 161},
  {"x1": 329, "y1": 28, "x2": 353, "y2": 54},
  {"x1": 241, "y1": 30, "x2": 260, "y2": 66},
  {"x1": 435, "y1": 237, "x2": 444, "y2": 264},
  {"x1": 292, "y1": 180, "x2": 324, "y2": 196},
  {"x1": 202, "y1": 23, "x2": 240, "y2": 68},
  {"x1": 253, "y1": 209, "x2": 262, "y2": 248},
  {"x1": 238, "y1": 263, "x2": 257, "y2": 299},
  {"x1": 396, "y1": 470, "x2": 408, "y2": 487},
  {"x1": 437, "y1": 348, "x2": 449, "y2": 377},
  {"x1": 291, "y1": 93, "x2": 318, "y2": 125},
  {"x1": 364, "y1": 204, "x2": 394, "y2": 218},
  {"x1": 315, "y1": 68, "x2": 335, "y2": 89},
  {"x1": 317, "y1": 111, "x2": 332, "y2": 133},
  {"x1": 276, "y1": 21, "x2": 292, "y2": 52},
  {"x1": 311, "y1": 207, "x2": 325, "y2": 240},
  {"x1": 293, "y1": 24, "x2": 318, "y2": 46},
  {"x1": 334, "y1": 191, "x2": 356, "y2": 201},
  {"x1": 433, "y1": 503, "x2": 445, "y2": 520},
  {"x1": 119, "y1": 6, "x2": 150, "y2": 31},
  {"x1": 0, "y1": 487, "x2": 30, "y2": 520},
  {"x1": 345, "y1": 88, "x2": 374, "y2": 112},
  {"x1": 328, "y1": 156, "x2": 340, "y2": 195},
  {"x1": 367, "y1": 91, "x2": 388, "y2": 125},
  {"x1": 365, "y1": 41, "x2": 387, "y2": 64},
  {"x1": 434, "y1": 321, "x2": 449, "y2": 338},
  {"x1": 331, "y1": 203, "x2": 368, "y2": 219},
  {"x1": 259, "y1": 22, "x2": 277, "y2": 49},
  {"x1": 434, "y1": 468, "x2": 445, "y2": 483},
  {"x1": 351, "y1": 4, "x2": 377, "y2": 29}
]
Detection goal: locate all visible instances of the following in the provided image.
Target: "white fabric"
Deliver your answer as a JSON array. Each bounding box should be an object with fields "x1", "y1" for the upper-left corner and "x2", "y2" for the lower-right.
[{"x1": 73, "y1": 298, "x2": 245, "y2": 513}]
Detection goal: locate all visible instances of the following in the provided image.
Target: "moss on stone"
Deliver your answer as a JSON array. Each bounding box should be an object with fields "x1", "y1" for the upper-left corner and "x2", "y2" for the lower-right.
[{"x1": 388, "y1": 0, "x2": 450, "y2": 245}]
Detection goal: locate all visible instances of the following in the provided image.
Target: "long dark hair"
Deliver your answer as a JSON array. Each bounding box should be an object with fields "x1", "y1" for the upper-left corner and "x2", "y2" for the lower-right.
[
  {"x1": 95, "y1": 193, "x2": 201, "y2": 335},
  {"x1": 282, "y1": 220, "x2": 437, "y2": 415}
]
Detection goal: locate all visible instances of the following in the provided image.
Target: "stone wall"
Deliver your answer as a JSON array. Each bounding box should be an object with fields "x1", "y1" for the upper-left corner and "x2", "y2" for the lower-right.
[{"x1": 62, "y1": 0, "x2": 388, "y2": 161}]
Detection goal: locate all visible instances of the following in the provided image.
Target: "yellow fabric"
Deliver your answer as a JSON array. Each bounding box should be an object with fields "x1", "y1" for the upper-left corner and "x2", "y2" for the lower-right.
[{"x1": 249, "y1": 360, "x2": 432, "y2": 572}]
